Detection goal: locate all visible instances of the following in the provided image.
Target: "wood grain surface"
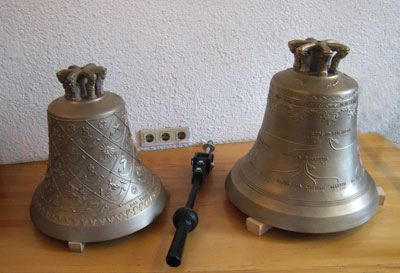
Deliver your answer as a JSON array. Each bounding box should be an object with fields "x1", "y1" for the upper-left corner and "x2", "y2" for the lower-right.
[{"x1": 0, "y1": 133, "x2": 399, "y2": 273}]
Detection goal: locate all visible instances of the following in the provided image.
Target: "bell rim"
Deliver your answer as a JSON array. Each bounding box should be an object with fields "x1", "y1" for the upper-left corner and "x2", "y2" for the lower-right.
[
  {"x1": 225, "y1": 164, "x2": 379, "y2": 234},
  {"x1": 30, "y1": 185, "x2": 168, "y2": 243}
]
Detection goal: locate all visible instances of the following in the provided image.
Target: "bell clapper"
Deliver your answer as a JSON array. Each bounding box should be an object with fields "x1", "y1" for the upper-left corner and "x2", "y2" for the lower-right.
[{"x1": 166, "y1": 141, "x2": 215, "y2": 267}]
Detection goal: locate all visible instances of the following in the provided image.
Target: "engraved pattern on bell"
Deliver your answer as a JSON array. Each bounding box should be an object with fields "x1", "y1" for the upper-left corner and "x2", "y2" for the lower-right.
[
  {"x1": 267, "y1": 82, "x2": 358, "y2": 125},
  {"x1": 33, "y1": 110, "x2": 160, "y2": 224}
]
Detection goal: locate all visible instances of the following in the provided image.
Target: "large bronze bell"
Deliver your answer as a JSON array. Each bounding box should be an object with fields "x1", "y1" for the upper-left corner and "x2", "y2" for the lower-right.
[
  {"x1": 30, "y1": 64, "x2": 167, "y2": 244},
  {"x1": 226, "y1": 38, "x2": 379, "y2": 233}
]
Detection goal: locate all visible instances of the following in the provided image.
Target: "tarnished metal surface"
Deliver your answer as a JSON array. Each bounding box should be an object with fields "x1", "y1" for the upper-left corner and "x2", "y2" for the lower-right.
[
  {"x1": 30, "y1": 64, "x2": 167, "y2": 242},
  {"x1": 226, "y1": 39, "x2": 379, "y2": 233}
]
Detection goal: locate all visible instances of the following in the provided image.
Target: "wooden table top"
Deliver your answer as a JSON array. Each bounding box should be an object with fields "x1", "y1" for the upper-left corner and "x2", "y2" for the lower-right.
[{"x1": 0, "y1": 133, "x2": 399, "y2": 273}]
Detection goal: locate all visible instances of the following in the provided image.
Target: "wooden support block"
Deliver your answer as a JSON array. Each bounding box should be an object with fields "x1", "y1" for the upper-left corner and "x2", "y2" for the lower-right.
[
  {"x1": 68, "y1": 242, "x2": 85, "y2": 253},
  {"x1": 377, "y1": 186, "x2": 386, "y2": 206},
  {"x1": 246, "y1": 217, "x2": 272, "y2": 236}
]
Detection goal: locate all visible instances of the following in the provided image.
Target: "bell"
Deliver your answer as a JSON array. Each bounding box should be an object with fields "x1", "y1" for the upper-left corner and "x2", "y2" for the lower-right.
[
  {"x1": 30, "y1": 64, "x2": 167, "y2": 244},
  {"x1": 226, "y1": 38, "x2": 379, "y2": 233}
]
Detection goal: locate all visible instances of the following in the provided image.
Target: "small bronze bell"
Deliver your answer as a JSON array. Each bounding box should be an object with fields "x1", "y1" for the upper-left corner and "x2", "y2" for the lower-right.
[
  {"x1": 226, "y1": 38, "x2": 379, "y2": 233},
  {"x1": 30, "y1": 64, "x2": 167, "y2": 245}
]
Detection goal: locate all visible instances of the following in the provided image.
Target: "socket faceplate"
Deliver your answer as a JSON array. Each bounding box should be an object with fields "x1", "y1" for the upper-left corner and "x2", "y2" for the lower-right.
[{"x1": 140, "y1": 126, "x2": 190, "y2": 147}]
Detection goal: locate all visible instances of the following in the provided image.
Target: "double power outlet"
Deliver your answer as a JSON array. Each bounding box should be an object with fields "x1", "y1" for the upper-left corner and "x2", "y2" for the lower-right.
[{"x1": 140, "y1": 126, "x2": 190, "y2": 147}]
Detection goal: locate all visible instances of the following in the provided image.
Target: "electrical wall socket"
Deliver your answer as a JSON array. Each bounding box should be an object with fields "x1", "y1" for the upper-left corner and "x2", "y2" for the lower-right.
[{"x1": 140, "y1": 126, "x2": 190, "y2": 147}]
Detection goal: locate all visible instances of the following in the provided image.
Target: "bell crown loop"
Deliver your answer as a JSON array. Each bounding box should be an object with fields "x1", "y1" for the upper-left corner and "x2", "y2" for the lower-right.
[
  {"x1": 56, "y1": 63, "x2": 107, "y2": 101},
  {"x1": 288, "y1": 38, "x2": 349, "y2": 76}
]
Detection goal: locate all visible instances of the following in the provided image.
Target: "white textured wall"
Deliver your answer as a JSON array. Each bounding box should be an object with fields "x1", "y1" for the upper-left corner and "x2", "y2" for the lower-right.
[{"x1": 1, "y1": 0, "x2": 399, "y2": 164}]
